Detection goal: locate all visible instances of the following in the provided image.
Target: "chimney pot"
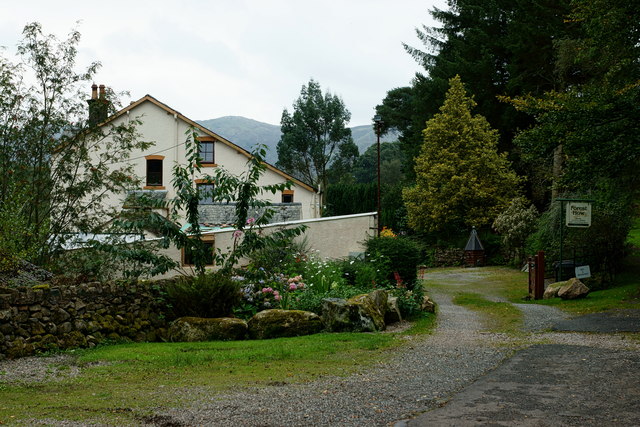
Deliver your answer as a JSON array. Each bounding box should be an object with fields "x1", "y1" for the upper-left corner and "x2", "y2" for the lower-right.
[{"x1": 88, "y1": 84, "x2": 109, "y2": 126}]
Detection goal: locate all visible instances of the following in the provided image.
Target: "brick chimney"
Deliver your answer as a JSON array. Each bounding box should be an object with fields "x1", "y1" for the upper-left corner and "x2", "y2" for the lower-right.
[{"x1": 87, "y1": 83, "x2": 109, "y2": 126}]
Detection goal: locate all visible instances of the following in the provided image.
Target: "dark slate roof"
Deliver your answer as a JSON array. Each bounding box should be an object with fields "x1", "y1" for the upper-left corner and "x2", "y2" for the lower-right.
[{"x1": 464, "y1": 227, "x2": 484, "y2": 251}]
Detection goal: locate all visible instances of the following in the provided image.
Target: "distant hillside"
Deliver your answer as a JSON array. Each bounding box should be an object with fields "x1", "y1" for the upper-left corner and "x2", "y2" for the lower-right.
[
  {"x1": 197, "y1": 116, "x2": 399, "y2": 165},
  {"x1": 197, "y1": 116, "x2": 282, "y2": 164},
  {"x1": 350, "y1": 124, "x2": 399, "y2": 153}
]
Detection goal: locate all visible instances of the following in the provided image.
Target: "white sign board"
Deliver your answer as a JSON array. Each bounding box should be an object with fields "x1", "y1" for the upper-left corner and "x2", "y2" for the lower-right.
[
  {"x1": 566, "y1": 202, "x2": 592, "y2": 228},
  {"x1": 575, "y1": 265, "x2": 591, "y2": 279}
]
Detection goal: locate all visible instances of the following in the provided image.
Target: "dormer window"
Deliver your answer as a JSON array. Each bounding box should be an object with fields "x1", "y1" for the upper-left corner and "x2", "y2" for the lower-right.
[{"x1": 197, "y1": 136, "x2": 215, "y2": 164}]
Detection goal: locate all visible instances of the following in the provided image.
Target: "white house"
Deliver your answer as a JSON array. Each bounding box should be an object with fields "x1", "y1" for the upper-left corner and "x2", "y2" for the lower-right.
[
  {"x1": 91, "y1": 85, "x2": 320, "y2": 226},
  {"x1": 87, "y1": 85, "x2": 375, "y2": 275}
]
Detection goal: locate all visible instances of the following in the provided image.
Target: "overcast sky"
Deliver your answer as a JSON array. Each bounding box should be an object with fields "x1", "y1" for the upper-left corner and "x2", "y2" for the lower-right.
[{"x1": 1, "y1": 0, "x2": 445, "y2": 126}]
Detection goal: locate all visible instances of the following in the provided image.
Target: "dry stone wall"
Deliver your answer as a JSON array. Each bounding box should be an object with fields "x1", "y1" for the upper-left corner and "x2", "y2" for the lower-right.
[
  {"x1": 0, "y1": 281, "x2": 170, "y2": 359},
  {"x1": 433, "y1": 248, "x2": 465, "y2": 267}
]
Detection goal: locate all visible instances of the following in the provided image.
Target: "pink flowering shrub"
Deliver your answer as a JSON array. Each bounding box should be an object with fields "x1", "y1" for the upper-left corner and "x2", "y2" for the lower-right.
[{"x1": 233, "y1": 271, "x2": 307, "y2": 318}]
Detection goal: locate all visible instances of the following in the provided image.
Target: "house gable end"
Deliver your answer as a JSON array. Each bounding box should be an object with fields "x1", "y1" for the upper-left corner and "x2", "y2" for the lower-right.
[{"x1": 104, "y1": 95, "x2": 315, "y2": 193}]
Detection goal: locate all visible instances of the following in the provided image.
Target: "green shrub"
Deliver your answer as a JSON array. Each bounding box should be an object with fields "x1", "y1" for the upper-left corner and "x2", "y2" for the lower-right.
[
  {"x1": 477, "y1": 230, "x2": 508, "y2": 266},
  {"x1": 300, "y1": 258, "x2": 347, "y2": 294},
  {"x1": 165, "y1": 272, "x2": 242, "y2": 318},
  {"x1": 49, "y1": 247, "x2": 122, "y2": 284},
  {"x1": 527, "y1": 190, "x2": 632, "y2": 283},
  {"x1": 288, "y1": 285, "x2": 371, "y2": 314},
  {"x1": 492, "y1": 197, "x2": 538, "y2": 265},
  {"x1": 247, "y1": 236, "x2": 310, "y2": 277},
  {"x1": 365, "y1": 236, "x2": 421, "y2": 288},
  {"x1": 338, "y1": 257, "x2": 390, "y2": 289},
  {"x1": 0, "y1": 190, "x2": 42, "y2": 271},
  {"x1": 391, "y1": 286, "x2": 425, "y2": 319}
]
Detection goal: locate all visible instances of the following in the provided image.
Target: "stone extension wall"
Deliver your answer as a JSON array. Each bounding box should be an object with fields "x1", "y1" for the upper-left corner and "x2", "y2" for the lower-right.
[
  {"x1": 0, "y1": 282, "x2": 170, "y2": 360},
  {"x1": 198, "y1": 203, "x2": 302, "y2": 225}
]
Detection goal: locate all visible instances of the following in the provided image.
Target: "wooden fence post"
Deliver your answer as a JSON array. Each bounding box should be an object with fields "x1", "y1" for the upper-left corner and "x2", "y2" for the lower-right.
[{"x1": 534, "y1": 251, "x2": 545, "y2": 300}]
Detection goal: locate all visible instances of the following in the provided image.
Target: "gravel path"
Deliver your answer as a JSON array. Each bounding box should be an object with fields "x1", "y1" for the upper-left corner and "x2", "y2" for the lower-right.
[
  {"x1": 485, "y1": 295, "x2": 571, "y2": 332},
  {"x1": 153, "y1": 290, "x2": 512, "y2": 426},
  {"x1": 514, "y1": 302, "x2": 570, "y2": 331},
  {"x1": 0, "y1": 354, "x2": 81, "y2": 385}
]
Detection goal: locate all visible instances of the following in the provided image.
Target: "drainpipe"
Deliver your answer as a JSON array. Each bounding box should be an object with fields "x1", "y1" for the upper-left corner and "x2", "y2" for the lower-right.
[{"x1": 174, "y1": 113, "x2": 179, "y2": 219}]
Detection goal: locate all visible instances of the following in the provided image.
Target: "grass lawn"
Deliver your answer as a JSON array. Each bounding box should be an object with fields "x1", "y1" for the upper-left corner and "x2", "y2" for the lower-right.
[
  {"x1": 451, "y1": 291, "x2": 524, "y2": 334},
  {"x1": 0, "y1": 315, "x2": 435, "y2": 425}
]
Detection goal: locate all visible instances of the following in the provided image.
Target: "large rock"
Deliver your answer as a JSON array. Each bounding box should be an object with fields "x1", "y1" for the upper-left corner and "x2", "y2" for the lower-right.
[
  {"x1": 248, "y1": 309, "x2": 322, "y2": 339},
  {"x1": 543, "y1": 282, "x2": 565, "y2": 299},
  {"x1": 322, "y1": 290, "x2": 388, "y2": 332},
  {"x1": 385, "y1": 296, "x2": 402, "y2": 324},
  {"x1": 557, "y1": 278, "x2": 590, "y2": 300},
  {"x1": 421, "y1": 295, "x2": 436, "y2": 313},
  {"x1": 168, "y1": 317, "x2": 248, "y2": 342}
]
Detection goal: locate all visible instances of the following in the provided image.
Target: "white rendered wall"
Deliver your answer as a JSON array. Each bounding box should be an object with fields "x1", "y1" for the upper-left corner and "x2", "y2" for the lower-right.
[{"x1": 151, "y1": 212, "x2": 377, "y2": 279}]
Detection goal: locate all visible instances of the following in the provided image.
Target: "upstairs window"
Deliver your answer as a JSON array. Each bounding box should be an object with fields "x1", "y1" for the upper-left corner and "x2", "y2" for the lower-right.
[
  {"x1": 145, "y1": 156, "x2": 164, "y2": 187},
  {"x1": 198, "y1": 137, "x2": 215, "y2": 164}
]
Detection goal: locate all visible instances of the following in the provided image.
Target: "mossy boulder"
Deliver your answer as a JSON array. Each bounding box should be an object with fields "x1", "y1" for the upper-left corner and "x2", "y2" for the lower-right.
[
  {"x1": 348, "y1": 291, "x2": 387, "y2": 330},
  {"x1": 385, "y1": 296, "x2": 402, "y2": 324},
  {"x1": 421, "y1": 295, "x2": 436, "y2": 313},
  {"x1": 247, "y1": 309, "x2": 322, "y2": 340},
  {"x1": 322, "y1": 290, "x2": 388, "y2": 332},
  {"x1": 168, "y1": 317, "x2": 248, "y2": 342},
  {"x1": 544, "y1": 281, "x2": 568, "y2": 299}
]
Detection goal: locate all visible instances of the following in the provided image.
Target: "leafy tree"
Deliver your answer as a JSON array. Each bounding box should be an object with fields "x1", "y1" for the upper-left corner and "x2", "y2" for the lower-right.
[
  {"x1": 324, "y1": 182, "x2": 376, "y2": 217},
  {"x1": 276, "y1": 79, "x2": 358, "y2": 213},
  {"x1": 403, "y1": 76, "x2": 521, "y2": 235},
  {"x1": 325, "y1": 140, "x2": 408, "y2": 230},
  {"x1": 0, "y1": 23, "x2": 149, "y2": 266},
  {"x1": 510, "y1": 0, "x2": 640, "y2": 199},
  {"x1": 350, "y1": 141, "x2": 406, "y2": 185},
  {"x1": 492, "y1": 197, "x2": 538, "y2": 265}
]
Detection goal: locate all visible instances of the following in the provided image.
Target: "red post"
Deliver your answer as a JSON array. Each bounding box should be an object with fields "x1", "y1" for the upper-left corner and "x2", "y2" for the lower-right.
[{"x1": 534, "y1": 251, "x2": 545, "y2": 300}]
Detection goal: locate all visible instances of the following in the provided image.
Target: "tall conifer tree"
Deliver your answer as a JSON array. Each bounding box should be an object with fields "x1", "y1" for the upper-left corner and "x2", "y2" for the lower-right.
[{"x1": 403, "y1": 76, "x2": 520, "y2": 234}]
